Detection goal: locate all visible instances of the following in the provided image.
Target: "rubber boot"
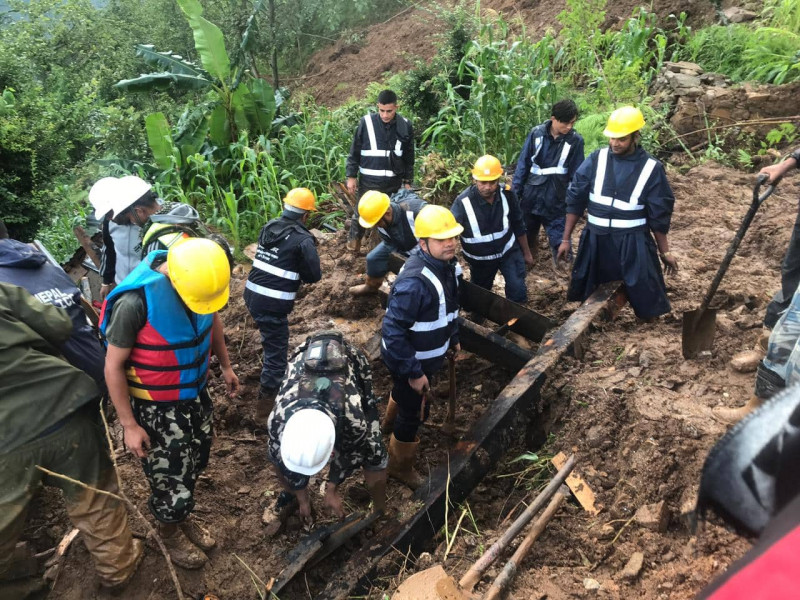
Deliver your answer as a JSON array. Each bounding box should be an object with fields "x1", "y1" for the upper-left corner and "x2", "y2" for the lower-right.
[
  {"x1": 364, "y1": 469, "x2": 387, "y2": 514},
  {"x1": 158, "y1": 522, "x2": 207, "y2": 569},
  {"x1": 349, "y1": 275, "x2": 384, "y2": 297},
  {"x1": 346, "y1": 237, "x2": 362, "y2": 255},
  {"x1": 254, "y1": 387, "x2": 277, "y2": 426},
  {"x1": 713, "y1": 396, "x2": 764, "y2": 425},
  {"x1": 380, "y1": 396, "x2": 398, "y2": 435},
  {"x1": 387, "y1": 435, "x2": 425, "y2": 490},
  {"x1": 180, "y1": 517, "x2": 216, "y2": 551}
]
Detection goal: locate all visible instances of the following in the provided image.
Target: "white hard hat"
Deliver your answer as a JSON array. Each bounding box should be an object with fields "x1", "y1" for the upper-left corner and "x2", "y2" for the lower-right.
[
  {"x1": 89, "y1": 177, "x2": 120, "y2": 220},
  {"x1": 110, "y1": 175, "x2": 154, "y2": 218},
  {"x1": 280, "y1": 409, "x2": 335, "y2": 476}
]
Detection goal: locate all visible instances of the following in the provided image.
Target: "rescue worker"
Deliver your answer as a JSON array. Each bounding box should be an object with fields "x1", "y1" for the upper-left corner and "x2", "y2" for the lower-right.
[
  {"x1": 98, "y1": 175, "x2": 161, "y2": 300},
  {"x1": 0, "y1": 228, "x2": 105, "y2": 386},
  {"x1": 349, "y1": 188, "x2": 427, "y2": 296},
  {"x1": 244, "y1": 188, "x2": 321, "y2": 425},
  {"x1": 264, "y1": 331, "x2": 387, "y2": 533},
  {"x1": 345, "y1": 89, "x2": 415, "y2": 254},
  {"x1": 0, "y1": 282, "x2": 143, "y2": 595},
  {"x1": 100, "y1": 238, "x2": 240, "y2": 569},
  {"x1": 761, "y1": 148, "x2": 800, "y2": 329},
  {"x1": 381, "y1": 205, "x2": 463, "y2": 489},
  {"x1": 512, "y1": 99, "x2": 585, "y2": 266},
  {"x1": 557, "y1": 106, "x2": 679, "y2": 319},
  {"x1": 451, "y1": 155, "x2": 534, "y2": 303}
]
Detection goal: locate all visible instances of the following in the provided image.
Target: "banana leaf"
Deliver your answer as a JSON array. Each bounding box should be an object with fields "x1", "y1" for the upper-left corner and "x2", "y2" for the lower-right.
[
  {"x1": 176, "y1": 0, "x2": 231, "y2": 82},
  {"x1": 145, "y1": 113, "x2": 181, "y2": 170},
  {"x1": 175, "y1": 105, "x2": 211, "y2": 160},
  {"x1": 208, "y1": 104, "x2": 231, "y2": 147},
  {"x1": 245, "y1": 78, "x2": 276, "y2": 132},
  {"x1": 115, "y1": 72, "x2": 211, "y2": 92},
  {"x1": 135, "y1": 44, "x2": 205, "y2": 76}
]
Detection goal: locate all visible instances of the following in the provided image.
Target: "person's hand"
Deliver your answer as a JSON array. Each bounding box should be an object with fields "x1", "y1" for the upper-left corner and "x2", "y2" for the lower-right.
[
  {"x1": 296, "y1": 489, "x2": 314, "y2": 527},
  {"x1": 100, "y1": 283, "x2": 115, "y2": 302},
  {"x1": 660, "y1": 251, "x2": 678, "y2": 275},
  {"x1": 759, "y1": 162, "x2": 790, "y2": 184},
  {"x1": 123, "y1": 424, "x2": 150, "y2": 458},
  {"x1": 556, "y1": 240, "x2": 571, "y2": 262},
  {"x1": 523, "y1": 251, "x2": 535, "y2": 270},
  {"x1": 324, "y1": 483, "x2": 346, "y2": 519},
  {"x1": 346, "y1": 177, "x2": 358, "y2": 196},
  {"x1": 409, "y1": 374, "x2": 430, "y2": 395},
  {"x1": 222, "y1": 366, "x2": 240, "y2": 398}
]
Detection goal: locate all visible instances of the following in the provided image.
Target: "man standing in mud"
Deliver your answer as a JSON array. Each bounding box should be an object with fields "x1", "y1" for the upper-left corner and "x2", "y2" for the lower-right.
[
  {"x1": 101, "y1": 238, "x2": 240, "y2": 570},
  {"x1": 512, "y1": 99, "x2": 585, "y2": 268},
  {"x1": 349, "y1": 188, "x2": 427, "y2": 296},
  {"x1": 264, "y1": 331, "x2": 387, "y2": 534},
  {"x1": 381, "y1": 205, "x2": 463, "y2": 489},
  {"x1": 557, "y1": 106, "x2": 678, "y2": 319},
  {"x1": 244, "y1": 188, "x2": 321, "y2": 426},
  {"x1": 345, "y1": 89, "x2": 415, "y2": 254}
]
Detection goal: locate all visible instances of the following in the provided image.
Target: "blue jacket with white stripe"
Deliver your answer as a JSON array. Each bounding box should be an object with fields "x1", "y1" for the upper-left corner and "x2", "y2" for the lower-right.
[
  {"x1": 381, "y1": 247, "x2": 461, "y2": 379},
  {"x1": 566, "y1": 146, "x2": 674, "y2": 235},
  {"x1": 346, "y1": 112, "x2": 415, "y2": 191},
  {"x1": 244, "y1": 211, "x2": 321, "y2": 315},
  {"x1": 376, "y1": 189, "x2": 427, "y2": 252},
  {"x1": 512, "y1": 120, "x2": 585, "y2": 220},
  {"x1": 451, "y1": 185, "x2": 526, "y2": 263}
]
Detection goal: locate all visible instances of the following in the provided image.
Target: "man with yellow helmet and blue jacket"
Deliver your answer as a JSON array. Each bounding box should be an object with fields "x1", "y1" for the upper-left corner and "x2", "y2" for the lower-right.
[
  {"x1": 100, "y1": 238, "x2": 240, "y2": 570},
  {"x1": 557, "y1": 106, "x2": 678, "y2": 319},
  {"x1": 381, "y1": 205, "x2": 463, "y2": 489}
]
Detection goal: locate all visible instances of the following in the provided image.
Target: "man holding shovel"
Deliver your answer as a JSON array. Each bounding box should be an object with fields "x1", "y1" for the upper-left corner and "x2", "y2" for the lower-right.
[
  {"x1": 381, "y1": 205, "x2": 463, "y2": 489},
  {"x1": 557, "y1": 106, "x2": 678, "y2": 319},
  {"x1": 264, "y1": 331, "x2": 387, "y2": 533}
]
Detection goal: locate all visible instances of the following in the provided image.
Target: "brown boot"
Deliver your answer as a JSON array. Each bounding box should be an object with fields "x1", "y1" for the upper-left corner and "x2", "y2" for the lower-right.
[
  {"x1": 180, "y1": 517, "x2": 216, "y2": 551},
  {"x1": 380, "y1": 396, "x2": 398, "y2": 435},
  {"x1": 346, "y1": 237, "x2": 362, "y2": 255},
  {"x1": 349, "y1": 275, "x2": 384, "y2": 297},
  {"x1": 388, "y1": 435, "x2": 425, "y2": 490},
  {"x1": 712, "y1": 396, "x2": 764, "y2": 425},
  {"x1": 254, "y1": 387, "x2": 277, "y2": 426},
  {"x1": 158, "y1": 522, "x2": 207, "y2": 569},
  {"x1": 364, "y1": 469, "x2": 387, "y2": 514},
  {"x1": 99, "y1": 538, "x2": 145, "y2": 592}
]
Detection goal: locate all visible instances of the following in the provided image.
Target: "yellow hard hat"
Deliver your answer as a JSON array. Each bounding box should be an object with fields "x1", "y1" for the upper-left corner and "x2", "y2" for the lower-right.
[
  {"x1": 414, "y1": 205, "x2": 464, "y2": 240},
  {"x1": 284, "y1": 187, "x2": 317, "y2": 211},
  {"x1": 603, "y1": 106, "x2": 645, "y2": 138},
  {"x1": 471, "y1": 155, "x2": 503, "y2": 181},
  {"x1": 357, "y1": 190, "x2": 391, "y2": 228},
  {"x1": 167, "y1": 238, "x2": 231, "y2": 314}
]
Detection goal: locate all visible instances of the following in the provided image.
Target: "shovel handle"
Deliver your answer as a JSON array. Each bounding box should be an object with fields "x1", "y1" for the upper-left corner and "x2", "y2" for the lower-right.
[{"x1": 697, "y1": 174, "x2": 777, "y2": 314}]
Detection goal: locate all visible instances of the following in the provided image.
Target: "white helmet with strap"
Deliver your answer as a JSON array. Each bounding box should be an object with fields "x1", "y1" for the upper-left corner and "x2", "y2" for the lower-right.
[{"x1": 280, "y1": 409, "x2": 336, "y2": 475}]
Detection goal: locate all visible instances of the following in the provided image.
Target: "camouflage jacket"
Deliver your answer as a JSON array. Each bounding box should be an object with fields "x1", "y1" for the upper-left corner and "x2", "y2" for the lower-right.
[{"x1": 267, "y1": 337, "x2": 388, "y2": 490}]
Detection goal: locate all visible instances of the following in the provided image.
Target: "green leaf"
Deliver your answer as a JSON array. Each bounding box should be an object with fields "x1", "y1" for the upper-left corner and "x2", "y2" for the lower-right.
[
  {"x1": 134, "y1": 44, "x2": 206, "y2": 76},
  {"x1": 115, "y1": 72, "x2": 212, "y2": 92},
  {"x1": 174, "y1": 106, "x2": 210, "y2": 159},
  {"x1": 231, "y1": 86, "x2": 252, "y2": 134},
  {"x1": 246, "y1": 78, "x2": 276, "y2": 132},
  {"x1": 208, "y1": 104, "x2": 231, "y2": 147},
  {"x1": 145, "y1": 113, "x2": 181, "y2": 170},
  {"x1": 174, "y1": 0, "x2": 231, "y2": 82}
]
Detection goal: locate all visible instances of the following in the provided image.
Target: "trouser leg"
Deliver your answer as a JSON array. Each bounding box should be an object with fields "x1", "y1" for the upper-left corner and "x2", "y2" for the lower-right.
[
  {"x1": 469, "y1": 260, "x2": 500, "y2": 293},
  {"x1": 254, "y1": 312, "x2": 290, "y2": 391},
  {"x1": 133, "y1": 391, "x2": 213, "y2": 524},
  {"x1": 765, "y1": 212, "x2": 800, "y2": 328},
  {"x1": 500, "y1": 248, "x2": 528, "y2": 303},
  {"x1": 0, "y1": 454, "x2": 35, "y2": 580},
  {"x1": 544, "y1": 216, "x2": 570, "y2": 261},
  {"x1": 524, "y1": 214, "x2": 542, "y2": 259},
  {"x1": 365, "y1": 241, "x2": 395, "y2": 278},
  {"x1": 391, "y1": 375, "x2": 430, "y2": 442}
]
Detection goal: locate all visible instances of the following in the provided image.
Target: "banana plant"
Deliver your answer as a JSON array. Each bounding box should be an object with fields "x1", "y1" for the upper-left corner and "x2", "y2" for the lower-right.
[{"x1": 115, "y1": 0, "x2": 280, "y2": 161}]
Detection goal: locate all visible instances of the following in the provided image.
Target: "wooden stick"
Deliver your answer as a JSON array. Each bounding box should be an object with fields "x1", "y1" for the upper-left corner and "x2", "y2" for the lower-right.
[
  {"x1": 458, "y1": 454, "x2": 576, "y2": 592},
  {"x1": 483, "y1": 486, "x2": 569, "y2": 600},
  {"x1": 73, "y1": 225, "x2": 101, "y2": 268}
]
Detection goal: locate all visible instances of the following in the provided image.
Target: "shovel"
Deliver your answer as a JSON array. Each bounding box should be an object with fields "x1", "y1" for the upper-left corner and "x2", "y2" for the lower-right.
[{"x1": 682, "y1": 174, "x2": 777, "y2": 359}]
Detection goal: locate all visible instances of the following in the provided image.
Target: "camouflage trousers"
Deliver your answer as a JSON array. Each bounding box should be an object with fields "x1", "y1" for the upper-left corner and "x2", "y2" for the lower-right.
[{"x1": 132, "y1": 389, "x2": 212, "y2": 523}]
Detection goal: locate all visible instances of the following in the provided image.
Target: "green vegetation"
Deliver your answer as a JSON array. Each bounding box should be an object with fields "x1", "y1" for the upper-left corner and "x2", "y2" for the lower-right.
[{"x1": 1, "y1": 0, "x2": 798, "y2": 261}]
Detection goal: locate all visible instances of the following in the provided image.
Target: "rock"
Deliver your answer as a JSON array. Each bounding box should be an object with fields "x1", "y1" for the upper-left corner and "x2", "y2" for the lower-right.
[
  {"x1": 596, "y1": 524, "x2": 616, "y2": 540},
  {"x1": 634, "y1": 501, "x2": 669, "y2": 532},
  {"x1": 417, "y1": 552, "x2": 434, "y2": 569},
  {"x1": 679, "y1": 487, "x2": 698, "y2": 530},
  {"x1": 664, "y1": 61, "x2": 703, "y2": 74},
  {"x1": 584, "y1": 578, "x2": 602, "y2": 590},
  {"x1": 585, "y1": 425, "x2": 605, "y2": 449},
  {"x1": 723, "y1": 7, "x2": 757, "y2": 23},
  {"x1": 730, "y1": 349, "x2": 762, "y2": 373},
  {"x1": 237, "y1": 485, "x2": 252, "y2": 495},
  {"x1": 619, "y1": 552, "x2": 644, "y2": 580}
]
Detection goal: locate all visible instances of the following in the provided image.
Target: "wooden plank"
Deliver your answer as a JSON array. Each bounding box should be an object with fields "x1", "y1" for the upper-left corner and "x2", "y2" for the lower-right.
[
  {"x1": 458, "y1": 317, "x2": 533, "y2": 371},
  {"x1": 386, "y1": 253, "x2": 555, "y2": 342},
  {"x1": 552, "y1": 451, "x2": 599, "y2": 515}
]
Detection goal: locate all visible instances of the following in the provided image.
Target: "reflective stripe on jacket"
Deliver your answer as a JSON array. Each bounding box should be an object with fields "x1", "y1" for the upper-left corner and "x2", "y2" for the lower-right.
[
  {"x1": 99, "y1": 251, "x2": 213, "y2": 402},
  {"x1": 453, "y1": 187, "x2": 517, "y2": 262},
  {"x1": 586, "y1": 148, "x2": 657, "y2": 231}
]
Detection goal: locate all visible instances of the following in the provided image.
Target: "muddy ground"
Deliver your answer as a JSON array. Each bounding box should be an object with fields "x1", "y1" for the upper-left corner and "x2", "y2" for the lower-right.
[{"x1": 29, "y1": 161, "x2": 798, "y2": 600}]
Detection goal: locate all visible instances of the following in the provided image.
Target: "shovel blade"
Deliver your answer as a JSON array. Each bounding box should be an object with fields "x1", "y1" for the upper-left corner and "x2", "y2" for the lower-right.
[{"x1": 682, "y1": 308, "x2": 718, "y2": 359}]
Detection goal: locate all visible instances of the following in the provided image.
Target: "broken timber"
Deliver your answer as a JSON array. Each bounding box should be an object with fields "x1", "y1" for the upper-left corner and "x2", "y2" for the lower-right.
[{"x1": 320, "y1": 280, "x2": 624, "y2": 599}]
